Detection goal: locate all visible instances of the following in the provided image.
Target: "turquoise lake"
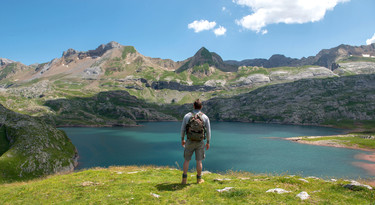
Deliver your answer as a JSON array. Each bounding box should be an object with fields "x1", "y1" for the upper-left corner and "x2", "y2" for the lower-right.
[{"x1": 62, "y1": 122, "x2": 373, "y2": 179}]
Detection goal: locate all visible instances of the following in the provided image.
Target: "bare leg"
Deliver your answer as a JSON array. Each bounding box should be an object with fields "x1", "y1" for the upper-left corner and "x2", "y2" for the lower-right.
[
  {"x1": 196, "y1": 160, "x2": 202, "y2": 176},
  {"x1": 196, "y1": 160, "x2": 204, "y2": 184},
  {"x1": 183, "y1": 160, "x2": 190, "y2": 175},
  {"x1": 182, "y1": 160, "x2": 190, "y2": 184}
]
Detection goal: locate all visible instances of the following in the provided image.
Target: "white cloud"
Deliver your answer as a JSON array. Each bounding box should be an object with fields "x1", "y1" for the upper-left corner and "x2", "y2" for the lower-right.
[
  {"x1": 233, "y1": 0, "x2": 349, "y2": 33},
  {"x1": 214, "y1": 26, "x2": 227, "y2": 36},
  {"x1": 188, "y1": 20, "x2": 217, "y2": 33},
  {"x1": 222, "y1": 6, "x2": 226, "y2": 11},
  {"x1": 366, "y1": 33, "x2": 375, "y2": 45}
]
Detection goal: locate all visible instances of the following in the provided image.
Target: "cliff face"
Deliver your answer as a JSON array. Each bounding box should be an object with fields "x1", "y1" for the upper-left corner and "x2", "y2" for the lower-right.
[
  {"x1": 200, "y1": 74, "x2": 375, "y2": 126},
  {"x1": 0, "y1": 104, "x2": 78, "y2": 183}
]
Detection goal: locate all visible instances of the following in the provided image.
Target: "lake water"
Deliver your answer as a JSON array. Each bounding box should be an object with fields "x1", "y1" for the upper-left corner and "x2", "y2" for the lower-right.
[{"x1": 62, "y1": 122, "x2": 373, "y2": 179}]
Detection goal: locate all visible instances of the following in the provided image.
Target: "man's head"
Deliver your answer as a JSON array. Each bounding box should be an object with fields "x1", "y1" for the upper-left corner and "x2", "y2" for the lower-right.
[{"x1": 194, "y1": 99, "x2": 203, "y2": 110}]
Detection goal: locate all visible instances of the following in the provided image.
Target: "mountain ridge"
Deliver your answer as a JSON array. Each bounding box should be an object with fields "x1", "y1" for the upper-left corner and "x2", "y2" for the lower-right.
[{"x1": 226, "y1": 43, "x2": 375, "y2": 70}]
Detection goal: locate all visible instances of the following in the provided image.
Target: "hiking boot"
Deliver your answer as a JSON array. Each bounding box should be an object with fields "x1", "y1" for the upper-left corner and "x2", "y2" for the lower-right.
[
  {"x1": 181, "y1": 173, "x2": 187, "y2": 185},
  {"x1": 197, "y1": 178, "x2": 205, "y2": 184},
  {"x1": 197, "y1": 175, "x2": 204, "y2": 184}
]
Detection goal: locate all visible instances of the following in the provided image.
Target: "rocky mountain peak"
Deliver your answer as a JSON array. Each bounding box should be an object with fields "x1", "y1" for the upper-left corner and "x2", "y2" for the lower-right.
[
  {"x1": 176, "y1": 47, "x2": 237, "y2": 73},
  {"x1": 0, "y1": 58, "x2": 15, "y2": 66},
  {"x1": 62, "y1": 48, "x2": 78, "y2": 58}
]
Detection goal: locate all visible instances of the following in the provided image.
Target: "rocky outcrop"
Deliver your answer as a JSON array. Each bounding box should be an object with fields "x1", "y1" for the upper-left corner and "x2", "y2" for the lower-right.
[
  {"x1": 0, "y1": 103, "x2": 78, "y2": 183},
  {"x1": 62, "y1": 41, "x2": 122, "y2": 59},
  {"x1": 151, "y1": 81, "x2": 217, "y2": 92},
  {"x1": 201, "y1": 74, "x2": 375, "y2": 125},
  {"x1": 0, "y1": 58, "x2": 15, "y2": 66},
  {"x1": 336, "y1": 62, "x2": 375, "y2": 75}
]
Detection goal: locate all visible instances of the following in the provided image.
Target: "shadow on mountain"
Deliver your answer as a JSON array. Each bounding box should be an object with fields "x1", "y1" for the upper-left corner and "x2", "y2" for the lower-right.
[{"x1": 43, "y1": 90, "x2": 183, "y2": 127}]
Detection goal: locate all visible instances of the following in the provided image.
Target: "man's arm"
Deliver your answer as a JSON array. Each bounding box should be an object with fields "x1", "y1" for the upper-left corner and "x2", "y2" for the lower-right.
[
  {"x1": 204, "y1": 116, "x2": 211, "y2": 150},
  {"x1": 180, "y1": 114, "x2": 189, "y2": 147}
]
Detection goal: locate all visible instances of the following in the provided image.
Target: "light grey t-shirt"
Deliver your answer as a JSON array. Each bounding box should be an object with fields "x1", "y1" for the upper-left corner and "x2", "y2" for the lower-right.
[{"x1": 180, "y1": 109, "x2": 211, "y2": 142}]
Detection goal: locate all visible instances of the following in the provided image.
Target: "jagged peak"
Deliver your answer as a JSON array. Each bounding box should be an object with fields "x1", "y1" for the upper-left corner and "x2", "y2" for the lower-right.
[
  {"x1": 0, "y1": 58, "x2": 15, "y2": 66},
  {"x1": 96, "y1": 41, "x2": 123, "y2": 51},
  {"x1": 62, "y1": 48, "x2": 78, "y2": 58}
]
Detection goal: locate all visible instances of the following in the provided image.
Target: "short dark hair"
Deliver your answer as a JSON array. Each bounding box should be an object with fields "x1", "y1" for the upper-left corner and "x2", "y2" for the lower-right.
[{"x1": 194, "y1": 99, "x2": 202, "y2": 110}]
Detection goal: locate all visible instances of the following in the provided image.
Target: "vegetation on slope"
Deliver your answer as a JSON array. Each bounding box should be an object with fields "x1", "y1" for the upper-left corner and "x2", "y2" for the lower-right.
[
  {"x1": 0, "y1": 104, "x2": 77, "y2": 184},
  {"x1": 0, "y1": 166, "x2": 373, "y2": 204}
]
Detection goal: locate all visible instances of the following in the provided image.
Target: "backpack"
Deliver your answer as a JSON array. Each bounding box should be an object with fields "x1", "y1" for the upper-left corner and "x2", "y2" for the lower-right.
[{"x1": 186, "y1": 112, "x2": 206, "y2": 141}]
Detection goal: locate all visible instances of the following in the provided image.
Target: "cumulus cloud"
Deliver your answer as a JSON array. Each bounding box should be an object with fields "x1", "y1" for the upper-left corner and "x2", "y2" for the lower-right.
[
  {"x1": 214, "y1": 26, "x2": 227, "y2": 36},
  {"x1": 233, "y1": 0, "x2": 349, "y2": 33},
  {"x1": 366, "y1": 33, "x2": 375, "y2": 45},
  {"x1": 188, "y1": 20, "x2": 217, "y2": 33}
]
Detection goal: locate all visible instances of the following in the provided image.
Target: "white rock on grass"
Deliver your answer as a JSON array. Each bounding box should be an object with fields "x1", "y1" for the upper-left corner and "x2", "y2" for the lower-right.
[
  {"x1": 151, "y1": 193, "x2": 160, "y2": 198},
  {"x1": 202, "y1": 171, "x2": 212, "y2": 175},
  {"x1": 307, "y1": 176, "x2": 320, "y2": 180},
  {"x1": 343, "y1": 180, "x2": 373, "y2": 190},
  {"x1": 296, "y1": 191, "x2": 310, "y2": 200},
  {"x1": 217, "y1": 187, "x2": 234, "y2": 193},
  {"x1": 214, "y1": 178, "x2": 232, "y2": 182},
  {"x1": 266, "y1": 188, "x2": 291, "y2": 194},
  {"x1": 298, "y1": 179, "x2": 309, "y2": 183}
]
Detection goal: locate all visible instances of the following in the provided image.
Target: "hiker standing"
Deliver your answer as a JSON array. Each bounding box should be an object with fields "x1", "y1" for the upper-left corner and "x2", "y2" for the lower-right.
[{"x1": 180, "y1": 99, "x2": 211, "y2": 184}]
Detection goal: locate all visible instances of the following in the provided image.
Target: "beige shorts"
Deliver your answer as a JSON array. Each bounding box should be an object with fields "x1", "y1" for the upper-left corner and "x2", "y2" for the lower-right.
[{"x1": 184, "y1": 140, "x2": 205, "y2": 161}]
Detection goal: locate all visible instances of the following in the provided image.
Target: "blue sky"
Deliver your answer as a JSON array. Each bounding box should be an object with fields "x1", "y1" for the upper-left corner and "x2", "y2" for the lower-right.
[{"x1": 1, "y1": 0, "x2": 375, "y2": 65}]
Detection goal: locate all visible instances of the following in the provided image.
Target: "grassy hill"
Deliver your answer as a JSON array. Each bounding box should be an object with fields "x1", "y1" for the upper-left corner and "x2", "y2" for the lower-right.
[{"x1": 0, "y1": 166, "x2": 373, "y2": 204}]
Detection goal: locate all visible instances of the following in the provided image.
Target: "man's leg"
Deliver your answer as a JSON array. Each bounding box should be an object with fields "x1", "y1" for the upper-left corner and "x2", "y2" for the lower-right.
[
  {"x1": 196, "y1": 160, "x2": 204, "y2": 184},
  {"x1": 182, "y1": 159, "x2": 190, "y2": 184},
  {"x1": 196, "y1": 160, "x2": 202, "y2": 176}
]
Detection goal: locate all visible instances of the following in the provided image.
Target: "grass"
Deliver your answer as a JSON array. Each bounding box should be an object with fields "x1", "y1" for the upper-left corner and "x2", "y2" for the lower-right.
[
  {"x1": 302, "y1": 134, "x2": 375, "y2": 150},
  {"x1": 122, "y1": 46, "x2": 136, "y2": 59},
  {"x1": 338, "y1": 56, "x2": 375, "y2": 63},
  {"x1": 0, "y1": 166, "x2": 373, "y2": 204}
]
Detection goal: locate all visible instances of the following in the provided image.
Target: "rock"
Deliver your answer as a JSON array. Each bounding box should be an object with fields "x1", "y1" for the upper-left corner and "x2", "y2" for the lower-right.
[
  {"x1": 343, "y1": 180, "x2": 373, "y2": 190},
  {"x1": 266, "y1": 188, "x2": 291, "y2": 194},
  {"x1": 296, "y1": 191, "x2": 310, "y2": 200},
  {"x1": 217, "y1": 187, "x2": 234, "y2": 193},
  {"x1": 83, "y1": 66, "x2": 101, "y2": 79},
  {"x1": 151, "y1": 193, "x2": 160, "y2": 198},
  {"x1": 202, "y1": 171, "x2": 212, "y2": 175},
  {"x1": 307, "y1": 176, "x2": 320, "y2": 180},
  {"x1": 236, "y1": 74, "x2": 270, "y2": 86},
  {"x1": 214, "y1": 178, "x2": 232, "y2": 182},
  {"x1": 298, "y1": 179, "x2": 309, "y2": 183},
  {"x1": 0, "y1": 58, "x2": 15, "y2": 66},
  {"x1": 338, "y1": 62, "x2": 375, "y2": 75},
  {"x1": 81, "y1": 181, "x2": 101, "y2": 186}
]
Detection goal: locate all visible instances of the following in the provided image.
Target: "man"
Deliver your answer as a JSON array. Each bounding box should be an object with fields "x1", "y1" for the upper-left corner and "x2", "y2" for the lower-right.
[{"x1": 180, "y1": 99, "x2": 211, "y2": 184}]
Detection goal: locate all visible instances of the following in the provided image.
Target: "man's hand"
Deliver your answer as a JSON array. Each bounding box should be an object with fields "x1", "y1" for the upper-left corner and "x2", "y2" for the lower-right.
[
  {"x1": 181, "y1": 140, "x2": 186, "y2": 148},
  {"x1": 205, "y1": 143, "x2": 210, "y2": 150}
]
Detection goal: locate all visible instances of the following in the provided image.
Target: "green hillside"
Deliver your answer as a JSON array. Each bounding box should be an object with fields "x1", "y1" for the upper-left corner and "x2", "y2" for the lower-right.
[{"x1": 0, "y1": 166, "x2": 373, "y2": 204}]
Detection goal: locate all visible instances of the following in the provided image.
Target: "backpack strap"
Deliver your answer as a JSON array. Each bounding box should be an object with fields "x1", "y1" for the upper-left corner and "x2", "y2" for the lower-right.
[{"x1": 196, "y1": 112, "x2": 206, "y2": 139}]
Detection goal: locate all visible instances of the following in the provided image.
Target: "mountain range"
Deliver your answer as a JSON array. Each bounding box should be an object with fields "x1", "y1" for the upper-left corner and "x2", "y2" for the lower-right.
[{"x1": 0, "y1": 41, "x2": 375, "y2": 128}]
